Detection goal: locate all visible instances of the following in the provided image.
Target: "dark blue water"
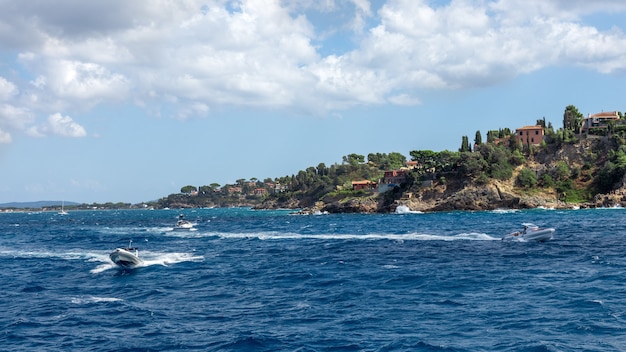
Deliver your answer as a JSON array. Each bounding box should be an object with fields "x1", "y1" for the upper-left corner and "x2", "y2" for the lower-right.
[{"x1": 1, "y1": 207, "x2": 625, "y2": 351}]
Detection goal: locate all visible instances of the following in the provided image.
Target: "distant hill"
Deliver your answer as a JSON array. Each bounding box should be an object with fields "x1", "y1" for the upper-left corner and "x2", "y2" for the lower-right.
[{"x1": 0, "y1": 201, "x2": 79, "y2": 209}]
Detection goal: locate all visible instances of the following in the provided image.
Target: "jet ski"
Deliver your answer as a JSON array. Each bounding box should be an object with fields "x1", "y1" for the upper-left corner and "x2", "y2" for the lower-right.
[
  {"x1": 503, "y1": 223, "x2": 555, "y2": 242},
  {"x1": 110, "y1": 240, "x2": 144, "y2": 268}
]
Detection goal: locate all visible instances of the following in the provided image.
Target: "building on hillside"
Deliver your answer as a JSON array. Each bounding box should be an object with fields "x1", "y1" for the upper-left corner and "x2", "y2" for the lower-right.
[
  {"x1": 351, "y1": 180, "x2": 378, "y2": 191},
  {"x1": 515, "y1": 125, "x2": 544, "y2": 146},
  {"x1": 254, "y1": 188, "x2": 267, "y2": 196},
  {"x1": 227, "y1": 187, "x2": 242, "y2": 194},
  {"x1": 581, "y1": 111, "x2": 620, "y2": 133},
  {"x1": 378, "y1": 169, "x2": 408, "y2": 193},
  {"x1": 404, "y1": 161, "x2": 418, "y2": 169},
  {"x1": 383, "y1": 169, "x2": 408, "y2": 184},
  {"x1": 274, "y1": 183, "x2": 288, "y2": 193},
  {"x1": 493, "y1": 136, "x2": 510, "y2": 146}
]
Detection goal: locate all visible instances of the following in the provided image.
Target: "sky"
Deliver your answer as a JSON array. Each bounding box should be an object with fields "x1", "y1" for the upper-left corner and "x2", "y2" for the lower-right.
[{"x1": 0, "y1": 0, "x2": 625, "y2": 204}]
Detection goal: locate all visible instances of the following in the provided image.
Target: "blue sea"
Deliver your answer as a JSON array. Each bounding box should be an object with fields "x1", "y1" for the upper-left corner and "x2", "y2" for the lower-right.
[{"x1": 1, "y1": 207, "x2": 626, "y2": 351}]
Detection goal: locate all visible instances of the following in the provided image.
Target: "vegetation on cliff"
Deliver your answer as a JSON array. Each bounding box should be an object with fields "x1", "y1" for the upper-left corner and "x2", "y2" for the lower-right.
[{"x1": 156, "y1": 105, "x2": 626, "y2": 212}]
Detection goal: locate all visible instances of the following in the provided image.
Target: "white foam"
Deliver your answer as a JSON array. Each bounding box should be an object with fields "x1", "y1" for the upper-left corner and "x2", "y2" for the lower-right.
[
  {"x1": 90, "y1": 263, "x2": 117, "y2": 274},
  {"x1": 71, "y1": 296, "x2": 123, "y2": 304},
  {"x1": 140, "y1": 252, "x2": 205, "y2": 267},
  {"x1": 491, "y1": 208, "x2": 519, "y2": 214},
  {"x1": 395, "y1": 205, "x2": 423, "y2": 214},
  {"x1": 173, "y1": 231, "x2": 501, "y2": 242}
]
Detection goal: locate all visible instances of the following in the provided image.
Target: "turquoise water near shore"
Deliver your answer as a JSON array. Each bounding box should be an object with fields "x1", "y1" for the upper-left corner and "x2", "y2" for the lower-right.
[{"x1": 1, "y1": 207, "x2": 625, "y2": 351}]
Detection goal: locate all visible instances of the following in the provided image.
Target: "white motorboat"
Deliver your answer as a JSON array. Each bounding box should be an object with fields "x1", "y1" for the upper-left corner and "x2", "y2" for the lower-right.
[
  {"x1": 109, "y1": 241, "x2": 144, "y2": 268},
  {"x1": 174, "y1": 214, "x2": 194, "y2": 230},
  {"x1": 503, "y1": 223, "x2": 555, "y2": 242}
]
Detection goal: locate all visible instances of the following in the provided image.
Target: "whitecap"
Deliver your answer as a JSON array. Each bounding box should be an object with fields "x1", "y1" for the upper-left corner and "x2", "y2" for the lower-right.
[
  {"x1": 395, "y1": 205, "x2": 423, "y2": 214},
  {"x1": 71, "y1": 296, "x2": 123, "y2": 304},
  {"x1": 491, "y1": 209, "x2": 519, "y2": 214},
  {"x1": 141, "y1": 252, "x2": 205, "y2": 266}
]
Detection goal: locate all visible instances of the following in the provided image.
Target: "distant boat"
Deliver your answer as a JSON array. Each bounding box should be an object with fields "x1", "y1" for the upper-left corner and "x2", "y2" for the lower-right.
[
  {"x1": 174, "y1": 214, "x2": 194, "y2": 230},
  {"x1": 109, "y1": 240, "x2": 143, "y2": 268},
  {"x1": 58, "y1": 201, "x2": 68, "y2": 215},
  {"x1": 502, "y1": 223, "x2": 555, "y2": 242}
]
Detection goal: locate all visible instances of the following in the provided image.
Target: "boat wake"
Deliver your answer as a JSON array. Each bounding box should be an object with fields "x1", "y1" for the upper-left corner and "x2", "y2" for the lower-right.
[
  {"x1": 91, "y1": 251, "x2": 205, "y2": 273},
  {"x1": 165, "y1": 231, "x2": 501, "y2": 241}
]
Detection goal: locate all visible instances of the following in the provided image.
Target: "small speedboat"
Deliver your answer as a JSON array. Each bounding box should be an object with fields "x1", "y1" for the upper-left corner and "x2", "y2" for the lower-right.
[
  {"x1": 503, "y1": 223, "x2": 555, "y2": 242},
  {"x1": 174, "y1": 214, "x2": 194, "y2": 230},
  {"x1": 109, "y1": 241, "x2": 144, "y2": 268}
]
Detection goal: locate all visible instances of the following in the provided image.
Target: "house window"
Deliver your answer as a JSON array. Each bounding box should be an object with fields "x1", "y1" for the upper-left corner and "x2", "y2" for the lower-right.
[
  {"x1": 531, "y1": 138, "x2": 534, "y2": 143},
  {"x1": 535, "y1": 131, "x2": 539, "y2": 135}
]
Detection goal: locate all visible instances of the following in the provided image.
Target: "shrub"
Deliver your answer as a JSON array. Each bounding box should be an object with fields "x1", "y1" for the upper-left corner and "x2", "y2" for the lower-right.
[
  {"x1": 490, "y1": 162, "x2": 513, "y2": 180},
  {"x1": 517, "y1": 169, "x2": 537, "y2": 188},
  {"x1": 540, "y1": 174, "x2": 555, "y2": 188}
]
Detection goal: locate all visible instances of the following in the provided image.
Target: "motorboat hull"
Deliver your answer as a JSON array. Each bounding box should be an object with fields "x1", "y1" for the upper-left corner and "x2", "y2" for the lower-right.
[
  {"x1": 109, "y1": 248, "x2": 143, "y2": 268},
  {"x1": 522, "y1": 228, "x2": 555, "y2": 241},
  {"x1": 503, "y1": 227, "x2": 555, "y2": 242}
]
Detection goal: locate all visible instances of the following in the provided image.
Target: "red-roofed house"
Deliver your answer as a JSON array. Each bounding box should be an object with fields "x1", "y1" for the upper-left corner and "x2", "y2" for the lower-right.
[
  {"x1": 254, "y1": 188, "x2": 268, "y2": 196},
  {"x1": 581, "y1": 111, "x2": 620, "y2": 133},
  {"x1": 515, "y1": 125, "x2": 544, "y2": 146},
  {"x1": 352, "y1": 180, "x2": 377, "y2": 191}
]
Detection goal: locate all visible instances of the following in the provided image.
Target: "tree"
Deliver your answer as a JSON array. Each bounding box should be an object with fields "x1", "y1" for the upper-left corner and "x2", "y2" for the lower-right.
[
  {"x1": 460, "y1": 135, "x2": 471, "y2": 152},
  {"x1": 316, "y1": 163, "x2": 327, "y2": 176},
  {"x1": 180, "y1": 185, "x2": 197, "y2": 194},
  {"x1": 387, "y1": 152, "x2": 407, "y2": 170},
  {"x1": 536, "y1": 117, "x2": 546, "y2": 128},
  {"x1": 343, "y1": 153, "x2": 365, "y2": 166},
  {"x1": 474, "y1": 130, "x2": 482, "y2": 146},
  {"x1": 459, "y1": 152, "x2": 487, "y2": 179},
  {"x1": 410, "y1": 150, "x2": 438, "y2": 172},
  {"x1": 563, "y1": 105, "x2": 583, "y2": 134},
  {"x1": 367, "y1": 153, "x2": 383, "y2": 166}
]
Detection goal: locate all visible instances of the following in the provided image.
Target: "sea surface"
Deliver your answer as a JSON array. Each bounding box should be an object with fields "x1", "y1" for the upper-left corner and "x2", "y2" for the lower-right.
[{"x1": 1, "y1": 206, "x2": 626, "y2": 351}]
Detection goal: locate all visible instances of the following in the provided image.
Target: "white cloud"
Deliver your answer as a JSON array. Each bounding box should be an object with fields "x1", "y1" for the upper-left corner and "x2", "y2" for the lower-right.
[
  {"x1": 0, "y1": 0, "x2": 624, "y2": 118},
  {"x1": 0, "y1": 103, "x2": 34, "y2": 130},
  {"x1": 388, "y1": 94, "x2": 421, "y2": 106},
  {"x1": 45, "y1": 60, "x2": 129, "y2": 101},
  {"x1": 353, "y1": 0, "x2": 626, "y2": 92},
  {"x1": 0, "y1": 77, "x2": 18, "y2": 101},
  {"x1": 27, "y1": 113, "x2": 87, "y2": 138},
  {"x1": 0, "y1": 128, "x2": 11, "y2": 143}
]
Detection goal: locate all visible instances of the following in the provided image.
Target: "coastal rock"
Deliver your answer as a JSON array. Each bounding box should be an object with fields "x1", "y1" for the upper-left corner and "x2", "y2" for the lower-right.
[
  {"x1": 323, "y1": 177, "x2": 567, "y2": 214},
  {"x1": 252, "y1": 197, "x2": 300, "y2": 210},
  {"x1": 321, "y1": 197, "x2": 382, "y2": 213}
]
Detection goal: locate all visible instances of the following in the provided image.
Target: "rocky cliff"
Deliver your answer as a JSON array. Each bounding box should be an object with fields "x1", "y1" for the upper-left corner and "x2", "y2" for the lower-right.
[{"x1": 301, "y1": 139, "x2": 626, "y2": 213}]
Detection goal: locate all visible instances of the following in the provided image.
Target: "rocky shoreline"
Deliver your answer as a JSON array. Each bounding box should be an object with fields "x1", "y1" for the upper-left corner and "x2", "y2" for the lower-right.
[{"x1": 263, "y1": 178, "x2": 626, "y2": 214}]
